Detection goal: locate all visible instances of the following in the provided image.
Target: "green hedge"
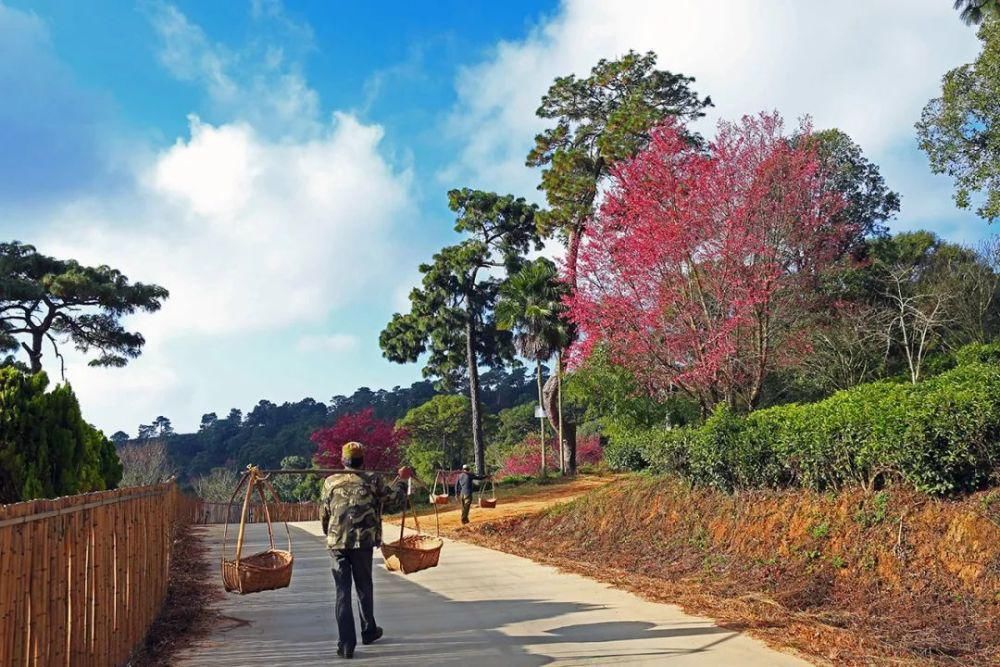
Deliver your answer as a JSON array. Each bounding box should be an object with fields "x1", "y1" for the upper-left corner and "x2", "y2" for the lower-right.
[
  {"x1": 609, "y1": 344, "x2": 1000, "y2": 495},
  {"x1": 0, "y1": 368, "x2": 122, "y2": 503}
]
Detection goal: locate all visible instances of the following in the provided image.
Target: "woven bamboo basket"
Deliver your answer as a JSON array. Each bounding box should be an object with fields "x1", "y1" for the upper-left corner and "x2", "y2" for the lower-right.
[
  {"x1": 428, "y1": 470, "x2": 451, "y2": 505},
  {"x1": 382, "y1": 534, "x2": 444, "y2": 574},
  {"x1": 222, "y1": 549, "x2": 293, "y2": 593},
  {"x1": 478, "y1": 476, "x2": 497, "y2": 508},
  {"x1": 221, "y1": 467, "x2": 294, "y2": 594},
  {"x1": 382, "y1": 485, "x2": 442, "y2": 575}
]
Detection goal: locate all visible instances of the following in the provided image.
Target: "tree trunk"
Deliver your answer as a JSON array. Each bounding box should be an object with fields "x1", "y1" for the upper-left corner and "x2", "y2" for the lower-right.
[
  {"x1": 565, "y1": 228, "x2": 582, "y2": 291},
  {"x1": 22, "y1": 337, "x2": 42, "y2": 374},
  {"x1": 543, "y1": 372, "x2": 576, "y2": 474},
  {"x1": 557, "y1": 350, "x2": 565, "y2": 474},
  {"x1": 536, "y1": 359, "x2": 546, "y2": 477},
  {"x1": 465, "y1": 318, "x2": 486, "y2": 476},
  {"x1": 553, "y1": 223, "x2": 584, "y2": 475}
]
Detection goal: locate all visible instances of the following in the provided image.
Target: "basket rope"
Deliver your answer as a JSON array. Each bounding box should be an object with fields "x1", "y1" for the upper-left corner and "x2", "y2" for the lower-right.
[
  {"x1": 222, "y1": 466, "x2": 293, "y2": 566},
  {"x1": 430, "y1": 470, "x2": 450, "y2": 500},
  {"x1": 397, "y1": 476, "x2": 440, "y2": 541},
  {"x1": 478, "y1": 476, "x2": 496, "y2": 503}
]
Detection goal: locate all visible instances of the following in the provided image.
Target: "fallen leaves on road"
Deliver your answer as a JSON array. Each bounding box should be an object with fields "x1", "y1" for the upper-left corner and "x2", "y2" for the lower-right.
[{"x1": 127, "y1": 525, "x2": 222, "y2": 666}]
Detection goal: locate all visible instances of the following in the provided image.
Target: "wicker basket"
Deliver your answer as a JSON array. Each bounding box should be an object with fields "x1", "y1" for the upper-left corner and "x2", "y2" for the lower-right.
[
  {"x1": 383, "y1": 487, "x2": 443, "y2": 575},
  {"x1": 478, "y1": 476, "x2": 497, "y2": 508},
  {"x1": 221, "y1": 467, "x2": 294, "y2": 595},
  {"x1": 381, "y1": 535, "x2": 443, "y2": 574},
  {"x1": 429, "y1": 470, "x2": 452, "y2": 506},
  {"x1": 222, "y1": 548, "x2": 294, "y2": 593}
]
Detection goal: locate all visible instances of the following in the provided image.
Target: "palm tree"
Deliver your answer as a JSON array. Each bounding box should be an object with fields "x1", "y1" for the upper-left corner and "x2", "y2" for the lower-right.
[
  {"x1": 954, "y1": 0, "x2": 999, "y2": 25},
  {"x1": 496, "y1": 258, "x2": 572, "y2": 475}
]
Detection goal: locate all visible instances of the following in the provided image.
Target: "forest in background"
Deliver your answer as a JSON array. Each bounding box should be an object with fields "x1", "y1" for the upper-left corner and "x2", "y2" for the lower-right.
[{"x1": 114, "y1": 365, "x2": 553, "y2": 488}]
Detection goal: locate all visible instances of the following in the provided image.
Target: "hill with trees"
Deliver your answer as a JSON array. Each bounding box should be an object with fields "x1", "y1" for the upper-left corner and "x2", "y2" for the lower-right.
[{"x1": 124, "y1": 365, "x2": 548, "y2": 483}]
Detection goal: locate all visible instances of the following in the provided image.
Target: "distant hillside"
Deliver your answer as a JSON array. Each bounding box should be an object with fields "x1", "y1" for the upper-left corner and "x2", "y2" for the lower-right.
[{"x1": 128, "y1": 366, "x2": 546, "y2": 481}]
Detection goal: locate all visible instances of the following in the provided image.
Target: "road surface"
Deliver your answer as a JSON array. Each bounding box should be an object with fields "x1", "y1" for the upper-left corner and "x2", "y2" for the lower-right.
[{"x1": 176, "y1": 522, "x2": 810, "y2": 666}]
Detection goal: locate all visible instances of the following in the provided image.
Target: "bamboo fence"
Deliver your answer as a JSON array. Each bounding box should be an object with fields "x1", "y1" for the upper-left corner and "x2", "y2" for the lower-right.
[
  {"x1": 0, "y1": 479, "x2": 319, "y2": 666},
  {"x1": 193, "y1": 500, "x2": 319, "y2": 525},
  {"x1": 0, "y1": 482, "x2": 198, "y2": 667}
]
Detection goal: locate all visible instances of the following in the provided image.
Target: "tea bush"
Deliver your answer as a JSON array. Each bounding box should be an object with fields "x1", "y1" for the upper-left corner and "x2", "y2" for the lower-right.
[{"x1": 607, "y1": 344, "x2": 1000, "y2": 495}]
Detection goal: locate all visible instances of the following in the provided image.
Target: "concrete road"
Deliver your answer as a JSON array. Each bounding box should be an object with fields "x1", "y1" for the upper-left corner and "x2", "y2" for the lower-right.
[{"x1": 176, "y1": 522, "x2": 810, "y2": 666}]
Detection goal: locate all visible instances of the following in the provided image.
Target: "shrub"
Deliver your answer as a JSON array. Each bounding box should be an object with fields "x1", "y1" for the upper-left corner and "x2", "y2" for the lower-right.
[
  {"x1": 576, "y1": 435, "x2": 604, "y2": 467},
  {"x1": 0, "y1": 368, "x2": 121, "y2": 503},
  {"x1": 622, "y1": 343, "x2": 1000, "y2": 495},
  {"x1": 955, "y1": 342, "x2": 1000, "y2": 367},
  {"x1": 602, "y1": 431, "x2": 649, "y2": 471},
  {"x1": 498, "y1": 434, "x2": 603, "y2": 477}
]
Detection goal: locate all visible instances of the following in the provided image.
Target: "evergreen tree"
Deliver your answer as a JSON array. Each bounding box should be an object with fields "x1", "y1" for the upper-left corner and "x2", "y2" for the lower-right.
[
  {"x1": 527, "y1": 51, "x2": 711, "y2": 466},
  {"x1": 0, "y1": 242, "x2": 168, "y2": 375},
  {"x1": 381, "y1": 189, "x2": 541, "y2": 474},
  {"x1": 0, "y1": 367, "x2": 121, "y2": 502}
]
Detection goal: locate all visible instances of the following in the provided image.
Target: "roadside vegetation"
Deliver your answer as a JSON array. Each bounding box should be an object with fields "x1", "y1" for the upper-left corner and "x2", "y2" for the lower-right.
[
  {"x1": 459, "y1": 478, "x2": 1000, "y2": 665},
  {"x1": 4, "y1": 8, "x2": 1000, "y2": 662}
]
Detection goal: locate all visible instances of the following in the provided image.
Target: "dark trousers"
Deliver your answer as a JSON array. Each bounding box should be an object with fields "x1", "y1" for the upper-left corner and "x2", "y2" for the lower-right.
[
  {"x1": 461, "y1": 494, "x2": 473, "y2": 524},
  {"x1": 331, "y1": 547, "x2": 376, "y2": 648}
]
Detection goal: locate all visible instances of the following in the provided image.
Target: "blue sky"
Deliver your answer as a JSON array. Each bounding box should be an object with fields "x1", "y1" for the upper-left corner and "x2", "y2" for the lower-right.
[{"x1": 0, "y1": 0, "x2": 987, "y2": 435}]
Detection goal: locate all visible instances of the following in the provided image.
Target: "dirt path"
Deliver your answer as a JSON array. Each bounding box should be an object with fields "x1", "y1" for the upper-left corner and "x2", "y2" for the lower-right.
[{"x1": 392, "y1": 475, "x2": 612, "y2": 534}]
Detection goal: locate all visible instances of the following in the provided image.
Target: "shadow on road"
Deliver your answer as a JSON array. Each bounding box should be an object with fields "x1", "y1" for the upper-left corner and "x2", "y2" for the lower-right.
[{"x1": 176, "y1": 524, "x2": 747, "y2": 666}]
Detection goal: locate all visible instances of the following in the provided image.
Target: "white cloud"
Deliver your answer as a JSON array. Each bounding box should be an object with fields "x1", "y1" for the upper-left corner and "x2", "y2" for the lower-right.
[
  {"x1": 296, "y1": 333, "x2": 360, "y2": 353},
  {"x1": 43, "y1": 113, "x2": 411, "y2": 340},
  {"x1": 38, "y1": 110, "x2": 412, "y2": 431},
  {"x1": 24, "y1": 4, "x2": 416, "y2": 433},
  {"x1": 146, "y1": 1, "x2": 320, "y2": 139},
  {"x1": 444, "y1": 0, "x2": 983, "y2": 231}
]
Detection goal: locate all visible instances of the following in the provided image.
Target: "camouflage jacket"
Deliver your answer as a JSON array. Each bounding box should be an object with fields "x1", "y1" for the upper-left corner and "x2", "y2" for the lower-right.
[{"x1": 320, "y1": 472, "x2": 405, "y2": 550}]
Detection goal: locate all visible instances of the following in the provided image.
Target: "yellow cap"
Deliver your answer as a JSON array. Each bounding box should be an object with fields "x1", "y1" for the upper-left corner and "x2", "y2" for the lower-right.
[{"x1": 342, "y1": 441, "x2": 364, "y2": 462}]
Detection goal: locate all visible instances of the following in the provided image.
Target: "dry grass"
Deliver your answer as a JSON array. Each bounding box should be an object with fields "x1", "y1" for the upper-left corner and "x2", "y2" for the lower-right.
[
  {"x1": 455, "y1": 476, "x2": 1000, "y2": 666},
  {"x1": 127, "y1": 525, "x2": 221, "y2": 666},
  {"x1": 387, "y1": 473, "x2": 612, "y2": 534}
]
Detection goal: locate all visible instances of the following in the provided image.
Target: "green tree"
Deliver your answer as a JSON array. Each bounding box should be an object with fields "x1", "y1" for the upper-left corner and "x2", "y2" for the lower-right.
[
  {"x1": 528, "y1": 50, "x2": 711, "y2": 286},
  {"x1": 953, "y1": 0, "x2": 999, "y2": 25},
  {"x1": 380, "y1": 189, "x2": 541, "y2": 475},
  {"x1": 805, "y1": 129, "x2": 900, "y2": 242},
  {"x1": 0, "y1": 242, "x2": 169, "y2": 375},
  {"x1": 562, "y1": 345, "x2": 698, "y2": 433},
  {"x1": 137, "y1": 415, "x2": 174, "y2": 440},
  {"x1": 526, "y1": 51, "x2": 710, "y2": 467},
  {"x1": 488, "y1": 401, "x2": 539, "y2": 469},
  {"x1": 0, "y1": 367, "x2": 121, "y2": 502},
  {"x1": 398, "y1": 394, "x2": 472, "y2": 480},
  {"x1": 917, "y1": 19, "x2": 1000, "y2": 221},
  {"x1": 272, "y1": 455, "x2": 322, "y2": 502},
  {"x1": 496, "y1": 258, "x2": 572, "y2": 473}
]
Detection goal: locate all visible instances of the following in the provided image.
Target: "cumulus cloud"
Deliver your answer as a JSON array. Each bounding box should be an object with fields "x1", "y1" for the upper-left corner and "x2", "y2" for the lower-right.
[
  {"x1": 23, "y1": 4, "x2": 415, "y2": 431},
  {"x1": 444, "y1": 0, "x2": 983, "y2": 235},
  {"x1": 43, "y1": 113, "x2": 411, "y2": 339}
]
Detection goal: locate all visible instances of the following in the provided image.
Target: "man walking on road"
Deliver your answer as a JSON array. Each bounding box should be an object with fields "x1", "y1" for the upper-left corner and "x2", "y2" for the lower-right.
[
  {"x1": 456, "y1": 463, "x2": 487, "y2": 525},
  {"x1": 320, "y1": 441, "x2": 412, "y2": 660}
]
